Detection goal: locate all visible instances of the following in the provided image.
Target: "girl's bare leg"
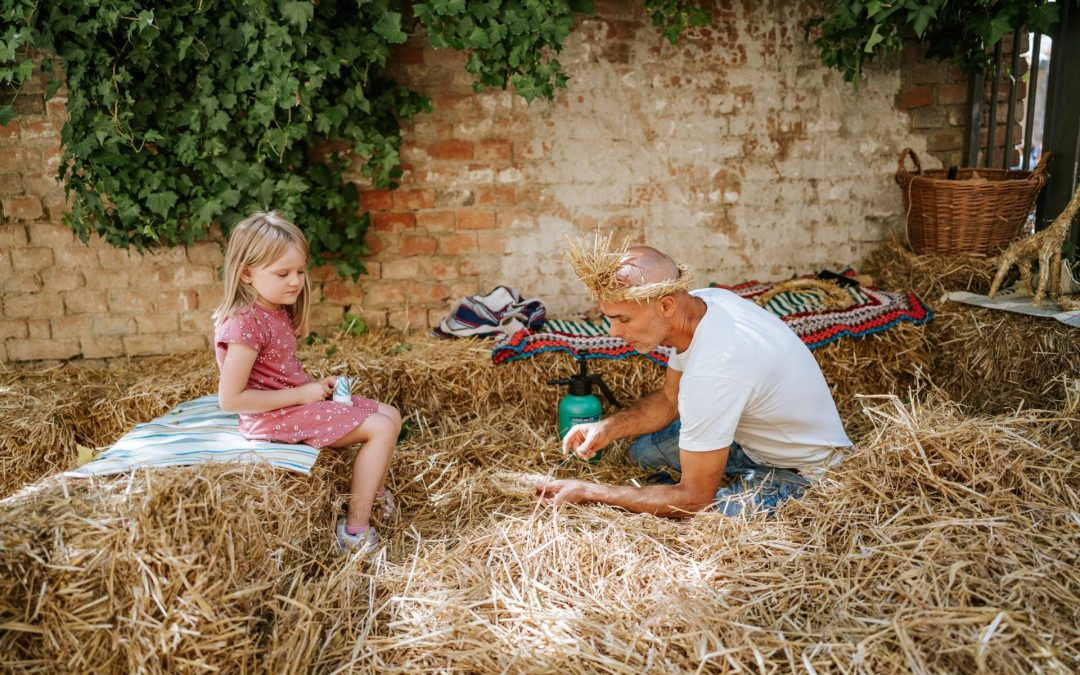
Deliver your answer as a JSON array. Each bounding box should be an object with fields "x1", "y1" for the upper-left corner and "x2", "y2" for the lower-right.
[{"x1": 330, "y1": 403, "x2": 401, "y2": 527}]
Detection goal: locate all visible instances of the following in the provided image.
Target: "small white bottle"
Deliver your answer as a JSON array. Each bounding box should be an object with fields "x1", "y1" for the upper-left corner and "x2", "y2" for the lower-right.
[{"x1": 332, "y1": 376, "x2": 353, "y2": 406}]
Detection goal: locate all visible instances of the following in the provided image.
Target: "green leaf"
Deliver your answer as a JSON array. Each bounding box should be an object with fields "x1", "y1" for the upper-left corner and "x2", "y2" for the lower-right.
[
  {"x1": 146, "y1": 190, "x2": 178, "y2": 217},
  {"x1": 912, "y1": 6, "x2": 936, "y2": 38},
  {"x1": 280, "y1": 1, "x2": 314, "y2": 34},
  {"x1": 864, "y1": 25, "x2": 884, "y2": 53},
  {"x1": 0, "y1": 105, "x2": 15, "y2": 126},
  {"x1": 372, "y1": 12, "x2": 407, "y2": 43}
]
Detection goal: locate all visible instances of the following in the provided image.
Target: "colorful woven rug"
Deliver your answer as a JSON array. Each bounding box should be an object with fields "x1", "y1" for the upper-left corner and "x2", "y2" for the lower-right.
[
  {"x1": 492, "y1": 318, "x2": 673, "y2": 366},
  {"x1": 713, "y1": 277, "x2": 933, "y2": 350},
  {"x1": 492, "y1": 275, "x2": 931, "y2": 364}
]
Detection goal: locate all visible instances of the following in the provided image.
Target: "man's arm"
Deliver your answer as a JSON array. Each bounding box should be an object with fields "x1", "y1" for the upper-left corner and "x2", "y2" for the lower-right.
[
  {"x1": 562, "y1": 367, "x2": 682, "y2": 460},
  {"x1": 536, "y1": 446, "x2": 729, "y2": 518}
]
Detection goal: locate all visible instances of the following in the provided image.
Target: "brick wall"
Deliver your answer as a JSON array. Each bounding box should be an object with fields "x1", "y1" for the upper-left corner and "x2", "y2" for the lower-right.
[
  {"x1": 3, "y1": 1, "x2": 947, "y2": 362},
  {"x1": 897, "y1": 35, "x2": 1028, "y2": 170}
]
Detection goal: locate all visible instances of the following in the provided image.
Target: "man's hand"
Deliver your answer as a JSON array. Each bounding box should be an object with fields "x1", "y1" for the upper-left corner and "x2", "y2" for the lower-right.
[
  {"x1": 535, "y1": 479, "x2": 592, "y2": 506},
  {"x1": 561, "y1": 421, "x2": 610, "y2": 461}
]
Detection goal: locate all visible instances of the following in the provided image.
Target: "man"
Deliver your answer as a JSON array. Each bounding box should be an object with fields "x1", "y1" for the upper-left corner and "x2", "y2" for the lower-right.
[{"x1": 536, "y1": 242, "x2": 851, "y2": 517}]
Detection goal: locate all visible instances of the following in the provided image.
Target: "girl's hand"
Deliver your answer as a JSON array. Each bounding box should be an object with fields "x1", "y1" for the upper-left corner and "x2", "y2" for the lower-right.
[{"x1": 296, "y1": 380, "x2": 332, "y2": 405}]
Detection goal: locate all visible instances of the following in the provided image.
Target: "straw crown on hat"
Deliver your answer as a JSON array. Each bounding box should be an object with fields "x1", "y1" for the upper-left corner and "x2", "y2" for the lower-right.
[{"x1": 565, "y1": 233, "x2": 694, "y2": 303}]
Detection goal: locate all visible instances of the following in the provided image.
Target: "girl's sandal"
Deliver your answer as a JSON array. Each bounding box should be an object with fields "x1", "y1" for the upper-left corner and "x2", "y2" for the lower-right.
[{"x1": 376, "y1": 489, "x2": 397, "y2": 522}]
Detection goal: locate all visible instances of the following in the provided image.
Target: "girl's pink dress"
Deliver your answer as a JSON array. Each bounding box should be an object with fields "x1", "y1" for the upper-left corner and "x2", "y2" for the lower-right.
[{"x1": 215, "y1": 304, "x2": 379, "y2": 448}]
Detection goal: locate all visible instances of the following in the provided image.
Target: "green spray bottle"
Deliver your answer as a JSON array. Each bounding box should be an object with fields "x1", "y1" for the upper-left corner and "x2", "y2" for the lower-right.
[{"x1": 547, "y1": 358, "x2": 620, "y2": 462}]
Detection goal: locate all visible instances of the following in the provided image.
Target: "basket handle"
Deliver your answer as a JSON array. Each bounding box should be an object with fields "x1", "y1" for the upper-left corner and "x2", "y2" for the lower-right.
[
  {"x1": 1028, "y1": 150, "x2": 1052, "y2": 181},
  {"x1": 896, "y1": 148, "x2": 921, "y2": 177}
]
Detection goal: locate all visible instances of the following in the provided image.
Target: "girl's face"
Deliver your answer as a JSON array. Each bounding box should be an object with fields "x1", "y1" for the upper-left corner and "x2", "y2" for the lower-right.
[{"x1": 242, "y1": 244, "x2": 307, "y2": 310}]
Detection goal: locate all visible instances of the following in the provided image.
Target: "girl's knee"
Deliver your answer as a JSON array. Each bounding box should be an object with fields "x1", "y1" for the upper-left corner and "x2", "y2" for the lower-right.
[
  {"x1": 362, "y1": 411, "x2": 399, "y2": 440},
  {"x1": 377, "y1": 402, "x2": 402, "y2": 430}
]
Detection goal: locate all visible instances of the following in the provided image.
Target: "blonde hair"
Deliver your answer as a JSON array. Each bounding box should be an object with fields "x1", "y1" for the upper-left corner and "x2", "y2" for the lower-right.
[
  {"x1": 565, "y1": 233, "x2": 694, "y2": 303},
  {"x1": 212, "y1": 211, "x2": 311, "y2": 336}
]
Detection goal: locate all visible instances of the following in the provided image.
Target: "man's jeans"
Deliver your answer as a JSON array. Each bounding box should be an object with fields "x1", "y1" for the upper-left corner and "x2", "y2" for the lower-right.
[{"x1": 628, "y1": 420, "x2": 810, "y2": 517}]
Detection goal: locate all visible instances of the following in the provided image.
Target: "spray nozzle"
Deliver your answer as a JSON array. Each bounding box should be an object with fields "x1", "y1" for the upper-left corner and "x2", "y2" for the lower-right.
[{"x1": 546, "y1": 358, "x2": 620, "y2": 406}]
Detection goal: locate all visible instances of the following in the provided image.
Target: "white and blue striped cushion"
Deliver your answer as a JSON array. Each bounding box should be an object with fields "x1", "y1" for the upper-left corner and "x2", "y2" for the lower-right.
[{"x1": 64, "y1": 395, "x2": 321, "y2": 477}]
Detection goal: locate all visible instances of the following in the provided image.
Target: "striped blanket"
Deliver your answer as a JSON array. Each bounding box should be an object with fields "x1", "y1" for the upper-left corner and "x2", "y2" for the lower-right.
[
  {"x1": 714, "y1": 278, "x2": 932, "y2": 349},
  {"x1": 492, "y1": 275, "x2": 931, "y2": 364},
  {"x1": 64, "y1": 395, "x2": 321, "y2": 478}
]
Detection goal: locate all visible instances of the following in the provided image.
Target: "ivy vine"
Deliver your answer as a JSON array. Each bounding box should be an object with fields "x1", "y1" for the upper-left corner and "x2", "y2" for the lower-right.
[
  {"x1": 807, "y1": 0, "x2": 1060, "y2": 84},
  {"x1": 0, "y1": 1, "x2": 711, "y2": 276}
]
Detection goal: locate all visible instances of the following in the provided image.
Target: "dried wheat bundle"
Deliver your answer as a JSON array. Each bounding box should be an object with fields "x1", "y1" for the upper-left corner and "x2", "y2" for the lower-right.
[
  {"x1": 755, "y1": 278, "x2": 854, "y2": 310},
  {"x1": 565, "y1": 233, "x2": 694, "y2": 303}
]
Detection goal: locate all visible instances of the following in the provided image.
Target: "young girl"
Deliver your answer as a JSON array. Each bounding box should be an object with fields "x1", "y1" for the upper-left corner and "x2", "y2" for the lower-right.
[{"x1": 212, "y1": 211, "x2": 400, "y2": 554}]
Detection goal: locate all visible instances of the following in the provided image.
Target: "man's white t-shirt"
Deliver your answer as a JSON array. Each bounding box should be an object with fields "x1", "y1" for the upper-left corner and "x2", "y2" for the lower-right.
[{"x1": 667, "y1": 288, "x2": 851, "y2": 476}]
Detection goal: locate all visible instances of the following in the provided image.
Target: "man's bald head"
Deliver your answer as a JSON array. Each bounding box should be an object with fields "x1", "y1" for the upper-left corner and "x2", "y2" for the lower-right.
[{"x1": 617, "y1": 246, "x2": 681, "y2": 288}]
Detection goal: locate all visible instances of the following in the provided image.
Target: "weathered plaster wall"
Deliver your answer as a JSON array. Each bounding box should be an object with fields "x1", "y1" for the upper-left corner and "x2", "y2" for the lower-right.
[{"x1": 1, "y1": 1, "x2": 938, "y2": 362}]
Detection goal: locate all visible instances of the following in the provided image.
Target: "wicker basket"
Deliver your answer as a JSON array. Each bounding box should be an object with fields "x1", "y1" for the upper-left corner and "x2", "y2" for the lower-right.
[{"x1": 895, "y1": 148, "x2": 1050, "y2": 256}]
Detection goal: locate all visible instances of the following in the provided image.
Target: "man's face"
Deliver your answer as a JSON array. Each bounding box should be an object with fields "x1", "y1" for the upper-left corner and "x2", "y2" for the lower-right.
[{"x1": 601, "y1": 298, "x2": 668, "y2": 353}]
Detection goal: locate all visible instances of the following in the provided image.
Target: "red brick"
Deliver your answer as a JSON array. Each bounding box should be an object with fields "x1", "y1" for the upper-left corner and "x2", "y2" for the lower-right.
[
  {"x1": 11, "y1": 246, "x2": 52, "y2": 271},
  {"x1": 0, "y1": 318, "x2": 28, "y2": 339},
  {"x1": 0, "y1": 173, "x2": 23, "y2": 195},
  {"x1": 0, "y1": 120, "x2": 18, "y2": 140},
  {"x1": 428, "y1": 139, "x2": 473, "y2": 160},
  {"x1": 425, "y1": 259, "x2": 458, "y2": 279},
  {"x1": 124, "y1": 334, "x2": 166, "y2": 356},
  {"x1": 936, "y1": 83, "x2": 967, "y2": 105},
  {"x1": 364, "y1": 232, "x2": 392, "y2": 256},
  {"x1": 2, "y1": 196, "x2": 44, "y2": 222},
  {"x1": 371, "y1": 212, "x2": 416, "y2": 232},
  {"x1": 477, "y1": 233, "x2": 508, "y2": 253},
  {"x1": 475, "y1": 139, "x2": 513, "y2": 161},
  {"x1": 897, "y1": 85, "x2": 933, "y2": 110},
  {"x1": 20, "y1": 120, "x2": 57, "y2": 142},
  {"x1": 927, "y1": 131, "x2": 962, "y2": 152},
  {"x1": 51, "y1": 315, "x2": 95, "y2": 340},
  {"x1": 6, "y1": 292, "x2": 64, "y2": 318},
  {"x1": 360, "y1": 190, "x2": 395, "y2": 211},
  {"x1": 6, "y1": 338, "x2": 80, "y2": 361},
  {"x1": 393, "y1": 188, "x2": 436, "y2": 210},
  {"x1": 308, "y1": 264, "x2": 338, "y2": 282},
  {"x1": 439, "y1": 232, "x2": 478, "y2": 255},
  {"x1": 27, "y1": 318, "x2": 49, "y2": 339},
  {"x1": 359, "y1": 309, "x2": 387, "y2": 329},
  {"x1": 2, "y1": 273, "x2": 40, "y2": 293},
  {"x1": 496, "y1": 209, "x2": 533, "y2": 228},
  {"x1": 358, "y1": 260, "x2": 381, "y2": 280},
  {"x1": 475, "y1": 187, "x2": 515, "y2": 207},
  {"x1": 457, "y1": 210, "x2": 496, "y2": 230},
  {"x1": 416, "y1": 210, "x2": 456, "y2": 232},
  {"x1": 46, "y1": 97, "x2": 68, "y2": 119},
  {"x1": 390, "y1": 46, "x2": 425, "y2": 65},
  {"x1": 387, "y1": 307, "x2": 432, "y2": 333},
  {"x1": 80, "y1": 336, "x2": 124, "y2": 359},
  {"x1": 399, "y1": 235, "x2": 437, "y2": 257},
  {"x1": 94, "y1": 315, "x2": 137, "y2": 336},
  {"x1": 382, "y1": 258, "x2": 421, "y2": 280},
  {"x1": 42, "y1": 269, "x2": 84, "y2": 291},
  {"x1": 27, "y1": 223, "x2": 74, "y2": 247},
  {"x1": 320, "y1": 280, "x2": 363, "y2": 303},
  {"x1": 165, "y1": 335, "x2": 208, "y2": 353},
  {"x1": 908, "y1": 63, "x2": 949, "y2": 85},
  {"x1": 458, "y1": 259, "x2": 483, "y2": 277}
]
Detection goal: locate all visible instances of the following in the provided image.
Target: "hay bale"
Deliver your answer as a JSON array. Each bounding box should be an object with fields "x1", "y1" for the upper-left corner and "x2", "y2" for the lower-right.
[
  {"x1": 4, "y1": 390, "x2": 1074, "y2": 673},
  {"x1": 860, "y1": 233, "x2": 1079, "y2": 415},
  {"x1": 0, "y1": 365, "x2": 84, "y2": 497},
  {"x1": 813, "y1": 321, "x2": 934, "y2": 436},
  {"x1": 931, "y1": 303, "x2": 1080, "y2": 414},
  {"x1": 861, "y1": 232, "x2": 997, "y2": 300}
]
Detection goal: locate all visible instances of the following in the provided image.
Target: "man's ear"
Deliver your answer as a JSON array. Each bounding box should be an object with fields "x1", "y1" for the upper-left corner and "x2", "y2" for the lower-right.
[{"x1": 657, "y1": 295, "x2": 677, "y2": 317}]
